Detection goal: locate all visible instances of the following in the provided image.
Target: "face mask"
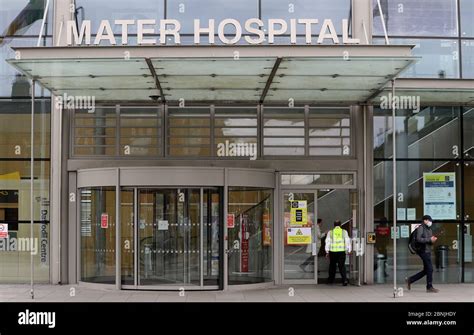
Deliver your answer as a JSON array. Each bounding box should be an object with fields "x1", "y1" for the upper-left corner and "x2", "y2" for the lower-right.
[{"x1": 426, "y1": 221, "x2": 432, "y2": 227}]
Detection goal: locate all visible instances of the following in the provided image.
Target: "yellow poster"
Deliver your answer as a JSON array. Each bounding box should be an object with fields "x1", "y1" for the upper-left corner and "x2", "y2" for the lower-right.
[
  {"x1": 290, "y1": 200, "x2": 307, "y2": 226},
  {"x1": 287, "y1": 227, "x2": 312, "y2": 245},
  {"x1": 0, "y1": 172, "x2": 20, "y2": 180}
]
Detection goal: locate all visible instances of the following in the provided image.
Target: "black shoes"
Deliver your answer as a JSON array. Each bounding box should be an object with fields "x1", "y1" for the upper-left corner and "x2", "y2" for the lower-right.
[
  {"x1": 426, "y1": 287, "x2": 439, "y2": 293},
  {"x1": 405, "y1": 277, "x2": 411, "y2": 290}
]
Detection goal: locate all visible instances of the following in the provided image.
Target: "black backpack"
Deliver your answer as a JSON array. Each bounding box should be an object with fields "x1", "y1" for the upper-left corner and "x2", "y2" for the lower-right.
[{"x1": 408, "y1": 226, "x2": 421, "y2": 254}]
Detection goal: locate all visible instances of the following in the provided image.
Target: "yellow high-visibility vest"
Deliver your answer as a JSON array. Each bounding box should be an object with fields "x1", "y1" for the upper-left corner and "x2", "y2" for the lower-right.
[{"x1": 330, "y1": 226, "x2": 345, "y2": 252}]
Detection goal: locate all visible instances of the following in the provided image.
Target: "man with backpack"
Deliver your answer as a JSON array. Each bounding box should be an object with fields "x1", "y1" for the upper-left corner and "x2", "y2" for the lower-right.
[{"x1": 406, "y1": 215, "x2": 439, "y2": 293}]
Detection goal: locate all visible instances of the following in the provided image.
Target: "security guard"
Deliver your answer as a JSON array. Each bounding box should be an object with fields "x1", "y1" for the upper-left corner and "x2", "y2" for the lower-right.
[{"x1": 325, "y1": 220, "x2": 352, "y2": 286}]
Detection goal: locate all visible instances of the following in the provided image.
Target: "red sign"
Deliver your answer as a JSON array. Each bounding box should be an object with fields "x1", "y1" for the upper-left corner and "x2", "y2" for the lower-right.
[
  {"x1": 0, "y1": 224, "x2": 8, "y2": 238},
  {"x1": 101, "y1": 213, "x2": 109, "y2": 229},
  {"x1": 241, "y1": 215, "x2": 249, "y2": 272},
  {"x1": 227, "y1": 214, "x2": 235, "y2": 228},
  {"x1": 376, "y1": 226, "x2": 390, "y2": 236}
]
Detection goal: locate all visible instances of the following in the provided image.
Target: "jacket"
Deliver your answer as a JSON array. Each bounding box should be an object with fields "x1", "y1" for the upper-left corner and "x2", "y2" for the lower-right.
[
  {"x1": 325, "y1": 227, "x2": 352, "y2": 253},
  {"x1": 415, "y1": 223, "x2": 433, "y2": 253}
]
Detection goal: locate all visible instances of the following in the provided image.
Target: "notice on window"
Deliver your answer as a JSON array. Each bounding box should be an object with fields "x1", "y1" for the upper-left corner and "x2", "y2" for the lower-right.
[
  {"x1": 290, "y1": 201, "x2": 307, "y2": 226},
  {"x1": 400, "y1": 225, "x2": 410, "y2": 238},
  {"x1": 390, "y1": 226, "x2": 400, "y2": 239},
  {"x1": 397, "y1": 208, "x2": 407, "y2": 221},
  {"x1": 158, "y1": 220, "x2": 169, "y2": 231},
  {"x1": 227, "y1": 214, "x2": 235, "y2": 228},
  {"x1": 101, "y1": 213, "x2": 108, "y2": 229},
  {"x1": 287, "y1": 227, "x2": 312, "y2": 245},
  {"x1": 407, "y1": 208, "x2": 416, "y2": 221},
  {"x1": 0, "y1": 224, "x2": 8, "y2": 238},
  {"x1": 423, "y1": 173, "x2": 456, "y2": 220}
]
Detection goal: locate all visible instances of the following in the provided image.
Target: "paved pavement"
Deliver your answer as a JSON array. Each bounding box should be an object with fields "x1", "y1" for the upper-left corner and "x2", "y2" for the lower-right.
[{"x1": 0, "y1": 283, "x2": 472, "y2": 302}]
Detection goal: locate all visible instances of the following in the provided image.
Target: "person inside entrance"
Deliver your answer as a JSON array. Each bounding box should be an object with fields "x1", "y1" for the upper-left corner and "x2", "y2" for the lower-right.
[{"x1": 325, "y1": 220, "x2": 351, "y2": 286}]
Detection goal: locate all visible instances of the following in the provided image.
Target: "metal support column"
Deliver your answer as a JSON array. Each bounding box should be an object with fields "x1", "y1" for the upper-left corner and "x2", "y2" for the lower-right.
[
  {"x1": 116, "y1": 168, "x2": 121, "y2": 289},
  {"x1": 200, "y1": 188, "x2": 204, "y2": 287},
  {"x1": 223, "y1": 169, "x2": 229, "y2": 290},
  {"x1": 30, "y1": 79, "x2": 36, "y2": 299},
  {"x1": 391, "y1": 79, "x2": 398, "y2": 298}
]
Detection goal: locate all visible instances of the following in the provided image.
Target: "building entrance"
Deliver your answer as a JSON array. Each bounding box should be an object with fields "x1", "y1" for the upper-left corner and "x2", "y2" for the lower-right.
[
  {"x1": 279, "y1": 174, "x2": 361, "y2": 285},
  {"x1": 121, "y1": 188, "x2": 222, "y2": 289}
]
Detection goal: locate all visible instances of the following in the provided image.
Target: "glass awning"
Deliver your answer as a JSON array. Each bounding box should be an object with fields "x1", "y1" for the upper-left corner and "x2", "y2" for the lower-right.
[
  {"x1": 7, "y1": 45, "x2": 417, "y2": 104},
  {"x1": 371, "y1": 79, "x2": 474, "y2": 105}
]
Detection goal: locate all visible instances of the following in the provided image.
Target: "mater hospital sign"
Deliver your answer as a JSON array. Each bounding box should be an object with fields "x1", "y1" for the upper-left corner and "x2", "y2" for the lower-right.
[{"x1": 66, "y1": 18, "x2": 360, "y2": 46}]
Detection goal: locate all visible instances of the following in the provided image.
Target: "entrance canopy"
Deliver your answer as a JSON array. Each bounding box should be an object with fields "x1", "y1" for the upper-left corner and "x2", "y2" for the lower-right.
[
  {"x1": 8, "y1": 45, "x2": 416, "y2": 104},
  {"x1": 372, "y1": 78, "x2": 474, "y2": 106}
]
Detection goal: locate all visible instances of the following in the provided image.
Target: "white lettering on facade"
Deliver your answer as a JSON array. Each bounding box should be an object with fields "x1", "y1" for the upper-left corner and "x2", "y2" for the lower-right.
[{"x1": 66, "y1": 18, "x2": 360, "y2": 46}]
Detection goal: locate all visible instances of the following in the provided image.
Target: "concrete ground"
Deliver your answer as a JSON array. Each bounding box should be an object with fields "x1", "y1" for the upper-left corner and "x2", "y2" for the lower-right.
[{"x1": 0, "y1": 283, "x2": 473, "y2": 302}]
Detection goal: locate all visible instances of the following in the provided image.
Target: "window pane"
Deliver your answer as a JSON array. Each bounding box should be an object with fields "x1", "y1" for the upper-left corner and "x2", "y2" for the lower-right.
[
  {"x1": 466, "y1": 164, "x2": 474, "y2": 220},
  {"x1": 0, "y1": 0, "x2": 53, "y2": 37},
  {"x1": 374, "y1": 38, "x2": 459, "y2": 79},
  {"x1": 0, "y1": 160, "x2": 50, "y2": 283},
  {"x1": 0, "y1": 100, "x2": 51, "y2": 158},
  {"x1": 462, "y1": 40, "x2": 474, "y2": 78},
  {"x1": 228, "y1": 188, "x2": 273, "y2": 284},
  {"x1": 119, "y1": 107, "x2": 161, "y2": 157},
  {"x1": 262, "y1": 0, "x2": 352, "y2": 35},
  {"x1": 264, "y1": 147, "x2": 305, "y2": 155},
  {"x1": 373, "y1": 0, "x2": 458, "y2": 37},
  {"x1": 167, "y1": 0, "x2": 258, "y2": 34},
  {"x1": 460, "y1": 0, "x2": 474, "y2": 37},
  {"x1": 167, "y1": 107, "x2": 212, "y2": 157},
  {"x1": 75, "y1": 0, "x2": 164, "y2": 34},
  {"x1": 80, "y1": 187, "x2": 116, "y2": 284},
  {"x1": 73, "y1": 108, "x2": 117, "y2": 156},
  {"x1": 309, "y1": 107, "x2": 351, "y2": 156},
  {"x1": 374, "y1": 221, "x2": 462, "y2": 284},
  {"x1": 215, "y1": 128, "x2": 257, "y2": 137},
  {"x1": 374, "y1": 106, "x2": 461, "y2": 159},
  {"x1": 374, "y1": 160, "x2": 461, "y2": 221},
  {"x1": 465, "y1": 107, "x2": 474, "y2": 158},
  {"x1": 281, "y1": 173, "x2": 354, "y2": 186},
  {"x1": 263, "y1": 107, "x2": 305, "y2": 156}
]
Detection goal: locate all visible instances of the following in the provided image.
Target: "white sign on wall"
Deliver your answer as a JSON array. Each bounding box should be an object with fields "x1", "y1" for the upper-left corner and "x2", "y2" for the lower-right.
[{"x1": 423, "y1": 173, "x2": 456, "y2": 220}]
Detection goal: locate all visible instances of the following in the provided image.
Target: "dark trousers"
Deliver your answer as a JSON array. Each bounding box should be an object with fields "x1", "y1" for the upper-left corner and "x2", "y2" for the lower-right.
[
  {"x1": 408, "y1": 251, "x2": 433, "y2": 289},
  {"x1": 328, "y1": 251, "x2": 347, "y2": 283}
]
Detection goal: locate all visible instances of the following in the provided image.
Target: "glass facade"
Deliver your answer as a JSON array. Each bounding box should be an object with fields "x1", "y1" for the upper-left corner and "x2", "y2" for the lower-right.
[
  {"x1": 0, "y1": 0, "x2": 473, "y2": 288},
  {"x1": 71, "y1": 106, "x2": 352, "y2": 158},
  {"x1": 0, "y1": 100, "x2": 50, "y2": 283},
  {"x1": 0, "y1": 0, "x2": 52, "y2": 283},
  {"x1": 374, "y1": 107, "x2": 474, "y2": 283},
  {"x1": 372, "y1": 0, "x2": 474, "y2": 79},
  {"x1": 374, "y1": 38, "x2": 460, "y2": 79}
]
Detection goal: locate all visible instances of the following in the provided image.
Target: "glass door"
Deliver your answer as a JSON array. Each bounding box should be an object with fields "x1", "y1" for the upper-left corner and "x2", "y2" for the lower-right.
[
  {"x1": 282, "y1": 192, "x2": 317, "y2": 283},
  {"x1": 315, "y1": 189, "x2": 360, "y2": 285},
  {"x1": 133, "y1": 188, "x2": 221, "y2": 288}
]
